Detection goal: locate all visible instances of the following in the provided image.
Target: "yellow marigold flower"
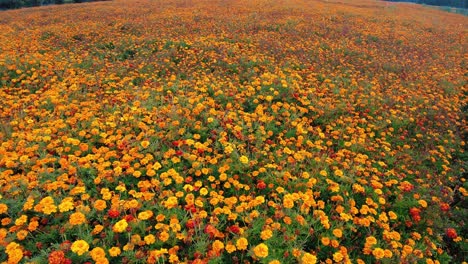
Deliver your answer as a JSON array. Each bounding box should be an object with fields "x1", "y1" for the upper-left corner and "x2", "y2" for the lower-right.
[
  {"x1": 108, "y1": 247, "x2": 121, "y2": 257},
  {"x1": 283, "y1": 194, "x2": 294, "y2": 209},
  {"x1": 388, "y1": 211, "x2": 398, "y2": 220},
  {"x1": 366, "y1": 236, "x2": 377, "y2": 245},
  {"x1": 16, "y1": 230, "x2": 28, "y2": 240},
  {"x1": 6, "y1": 248, "x2": 22, "y2": 264},
  {"x1": 333, "y1": 251, "x2": 344, "y2": 262},
  {"x1": 141, "y1": 140, "x2": 150, "y2": 148},
  {"x1": 5, "y1": 242, "x2": 21, "y2": 253},
  {"x1": 113, "y1": 219, "x2": 128, "y2": 233},
  {"x1": 372, "y1": 248, "x2": 385, "y2": 259},
  {"x1": 163, "y1": 196, "x2": 178, "y2": 209},
  {"x1": 261, "y1": 229, "x2": 273, "y2": 240},
  {"x1": 239, "y1": 155, "x2": 249, "y2": 164},
  {"x1": 418, "y1": 199, "x2": 428, "y2": 208},
  {"x1": 334, "y1": 169, "x2": 344, "y2": 177},
  {"x1": 332, "y1": 228, "x2": 343, "y2": 238},
  {"x1": 384, "y1": 249, "x2": 393, "y2": 258},
  {"x1": 319, "y1": 170, "x2": 328, "y2": 177},
  {"x1": 269, "y1": 260, "x2": 281, "y2": 264},
  {"x1": 69, "y1": 212, "x2": 87, "y2": 226},
  {"x1": 58, "y1": 198, "x2": 74, "y2": 213},
  {"x1": 138, "y1": 210, "x2": 153, "y2": 220},
  {"x1": 159, "y1": 231, "x2": 170, "y2": 242},
  {"x1": 403, "y1": 245, "x2": 413, "y2": 254},
  {"x1": 236, "y1": 237, "x2": 248, "y2": 250},
  {"x1": 253, "y1": 243, "x2": 269, "y2": 258},
  {"x1": 71, "y1": 240, "x2": 89, "y2": 256},
  {"x1": 226, "y1": 243, "x2": 236, "y2": 253},
  {"x1": 90, "y1": 247, "x2": 106, "y2": 261},
  {"x1": 28, "y1": 220, "x2": 39, "y2": 232},
  {"x1": 199, "y1": 188, "x2": 208, "y2": 196},
  {"x1": 144, "y1": 234, "x2": 156, "y2": 245},
  {"x1": 37, "y1": 196, "x2": 57, "y2": 215},
  {"x1": 14, "y1": 215, "x2": 27, "y2": 226},
  {"x1": 301, "y1": 253, "x2": 317, "y2": 264},
  {"x1": 93, "y1": 199, "x2": 107, "y2": 211},
  {"x1": 92, "y1": 225, "x2": 104, "y2": 235},
  {"x1": 212, "y1": 240, "x2": 224, "y2": 252}
]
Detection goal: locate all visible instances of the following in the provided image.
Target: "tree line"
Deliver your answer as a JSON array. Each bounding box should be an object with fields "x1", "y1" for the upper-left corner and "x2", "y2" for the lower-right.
[
  {"x1": 0, "y1": 0, "x2": 109, "y2": 10},
  {"x1": 384, "y1": 0, "x2": 467, "y2": 8}
]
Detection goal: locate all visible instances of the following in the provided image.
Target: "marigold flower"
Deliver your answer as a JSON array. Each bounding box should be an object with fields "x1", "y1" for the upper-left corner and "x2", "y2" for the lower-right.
[
  {"x1": 71, "y1": 240, "x2": 89, "y2": 256},
  {"x1": 59, "y1": 198, "x2": 74, "y2": 213},
  {"x1": 93, "y1": 199, "x2": 107, "y2": 211},
  {"x1": 90, "y1": 247, "x2": 106, "y2": 261},
  {"x1": 261, "y1": 229, "x2": 273, "y2": 240},
  {"x1": 333, "y1": 251, "x2": 344, "y2": 262},
  {"x1": 159, "y1": 231, "x2": 170, "y2": 242},
  {"x1": 108, "y1": 247, "x2": 121, "y2": 257},
  {"x1": 253, "y1": 243, "x2": 269, "y2": 258},
  {"x1": 322, "y1": 236, "x2": 330, "y2": 246},
  {"x1": 37, "y1": 196, "x2": 57, "y2": 215},
  {"x1": 113, "y1": 219, "x2": 128, "y2": 233},
  {"x1": 144, "y1": 234, "x2": 156, "y2": 245},
  {"x1": 48, "y1": 250, "x2": 66, "y2": 264},
  {"x1": 332, "y1": 228, "x2": 343, "y2": 238},
  {"x1": 92, "y1": 224, "x2": 104, "y2": 235},
  {"x1": 301, "y1": 253, "x2": 317, "y2": 264},
  {"x1": 212, "y1": 240, "x2": 224, "y2": 252},
  {"x1": 372, "y1": 248, "x2": 385, "y2": 259},
  {"x1": 334, "y1": 169, "x2": 344, "y2": 177},
  {"x1": 226, "y1": 243, "x2": 236, "y2": 253},
  {"x1": 141, "y1": 140, "x2": 150, "y2": 148},
  {"x1": 236, "y1": 237, "x2": 248, "y2": 250},
  {"x1": 446, "y1": 228, "x2": 457, "y2": 239},
  {"x1": 69, "y1": 212, "x2": 87, "y2": 225},
  {"x1": 138, "y1": 210, "x2": 154, "y2": 220},
  {"x1": 239, "y1": 155, "x2": 249, "y2": 164},
  {"x1": 16, "y1": 230, "x2": 28, "y2": 240}
]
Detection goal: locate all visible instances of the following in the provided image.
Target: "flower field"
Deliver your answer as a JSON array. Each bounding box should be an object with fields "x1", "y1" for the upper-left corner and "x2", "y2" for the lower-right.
[{"x1": 0, "y1": 0, "x2": 467, "y2": 263}]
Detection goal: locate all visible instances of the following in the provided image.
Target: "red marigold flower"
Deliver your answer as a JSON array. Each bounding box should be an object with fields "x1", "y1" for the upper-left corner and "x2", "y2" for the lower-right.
[
  {"x1": 227, "y1": 225, "x2": 240, "y2": 234},
  {"x1": 446, "y1": 228, "x2": 457, "y2": 239},
  {"x1": 108, "y1": 209, "x2": 120, "y2": 219},
  {"x1": 257, "y1": 180, "x2": 267, "y2": 190},
  {"x1": 440, "y1": 203, "x2": 450, "y2": 212}
]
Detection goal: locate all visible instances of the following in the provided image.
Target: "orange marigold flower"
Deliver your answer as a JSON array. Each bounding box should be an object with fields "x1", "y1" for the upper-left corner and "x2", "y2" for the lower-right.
[
  {"x1": 333, "y1": 251, "x2": 344, "y2": 262},
  {"x1": 372, "y1": 248, "x2": 385, "y2": 259},
  {"x1": 138, "y1": 210, "x2": 154, "y2": 220},
  {"x1": 90, "y1": 247, "x2": 106, "y2": 261},
  {"x1": 253, "y1": 243, "x2": 269, "y2": 258},
  {"x1": 48, "y1": 250, "x2": 66, "y2": 264},
  {"x1": 332, "y1": 228, "x2": 343, "y2": 238},
  {"x1": 301, "y1": 253, "x2": 317, "y2": 264},
  {"x1": 141, "y1": 140, "x2": 150, "y2": 148},
  {"x1": 69, "y1": 212, "x2": 87, "y2": 226},
  {"x1": 108, "y1": 247, "x2": 121, "y2": 257},
  {"x1": 144, "y1": 234, "x2": 156, "y2": 245},
  {"x1": 212, "y1": 240, "x2": 224, "y2": 252},
  {"x1": 236, "y1": 237, "x2": 248, "y2": 250},
  {"x1": 93, "y1": 199, "x2": 107, "y2": 211}
]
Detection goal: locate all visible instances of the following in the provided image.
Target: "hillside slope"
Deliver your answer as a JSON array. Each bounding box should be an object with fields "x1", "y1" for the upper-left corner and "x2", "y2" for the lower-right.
[{"x1": 0, "y1": 0, "x2": 467, "y2": 263}]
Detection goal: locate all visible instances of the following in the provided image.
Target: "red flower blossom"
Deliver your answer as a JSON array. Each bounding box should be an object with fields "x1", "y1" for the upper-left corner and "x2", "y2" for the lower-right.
[
  {"x1": 446, "y1": 228, "x2": 457, "y2": 239},
  {"x1": 108, "y1": 209, "x2": 120, "y2": 219}
]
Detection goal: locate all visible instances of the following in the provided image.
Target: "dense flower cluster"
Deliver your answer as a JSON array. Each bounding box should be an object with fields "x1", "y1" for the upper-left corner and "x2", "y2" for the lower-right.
[{"x1": 0, "y1": 0, "x2": 466, "y2": 263}]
